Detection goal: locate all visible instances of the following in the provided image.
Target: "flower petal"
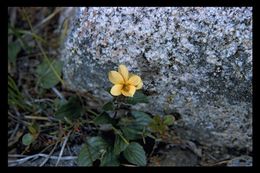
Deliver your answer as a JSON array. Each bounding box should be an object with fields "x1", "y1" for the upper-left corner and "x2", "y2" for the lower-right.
[
  {"x1": 129, "y1": 73, "x2": 135, "y2": 78},
  {"x1": 118, "y1": 64, "x2": 129, "y2": 82},
  {"x1": 110, "y1": 84, "x2": 123, "y2": 96},
  {"x1": 108, "y1": 71, "x2": 124, "y2": 84},
  {"x1": 121, "y1": 85, "x2": 136, "y2": 97},
  {"x1": 127, "y1": 75, "x2": 141, "y2": 86},
  {"x1": 136, "y1": 81, "x2": 143, "y2": 90}
]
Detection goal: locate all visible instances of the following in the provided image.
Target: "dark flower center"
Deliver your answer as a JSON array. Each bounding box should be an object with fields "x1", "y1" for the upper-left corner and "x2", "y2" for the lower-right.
[{"x1": 122, "y1": 84, "x2": 130, "y2": 92}]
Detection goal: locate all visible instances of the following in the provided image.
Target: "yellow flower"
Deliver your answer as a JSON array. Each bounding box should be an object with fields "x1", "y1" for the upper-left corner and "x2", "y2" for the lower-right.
[{"x1": 108, "y1": 64, "x2": 143, "y2": 97}]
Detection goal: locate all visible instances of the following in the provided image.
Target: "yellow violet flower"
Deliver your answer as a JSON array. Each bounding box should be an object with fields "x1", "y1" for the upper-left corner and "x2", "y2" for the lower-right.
[{"x1": 108, "y1": 64, "x2": 143, "y2": 97}]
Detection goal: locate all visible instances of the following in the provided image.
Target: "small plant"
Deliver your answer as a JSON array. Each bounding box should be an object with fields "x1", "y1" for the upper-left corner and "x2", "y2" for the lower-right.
[
  {"x1": 77, "y1": 65, "x2": 175, "y2": 166},
  {"x1": 8, "y1": 8, "x2": 177, "y2": 166},
  {"x1": 22, "y1": 123, "x2": 40, "y2": 146}
]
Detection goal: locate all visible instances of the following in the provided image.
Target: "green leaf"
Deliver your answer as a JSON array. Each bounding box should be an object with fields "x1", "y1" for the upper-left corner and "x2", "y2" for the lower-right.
[
  {"x1": 127, "y1": 91, "x2": 149, "y2": 105},
  {"x1": 121, "y1": 126, "x2": 142, "y2": 140},
  {"x1": 163, "y1": 115, "x2": 175, "y2": 126},
  {"x1": 8, "y1": 75, "x2": 31, "y2": 111},
  {"x1": 53, "y1": 98, "x2": 67, "y2": 110},
  {"x1": 87, "y1": 136, "x2": 108, "y2": 151},
  {"x1": 119, "y1": 113, "x2": 151, "y2": 140},
  {"x1": 123, "y1": 142, "x2": 147, "y2": 166},
  {"x1": 8, "y1": 42, "x2": 21, "y2": 64},
  {"x1": 36, "y1": 59, "x2": 63, "y2": 89},
  {"x1": 78, "y1": 144, "x2": 94, "y2": 166},
  {"x1": 131, "y1": 111, "x2": 152, "y2": 126},
  {"x1": 149, "y1": 115, "x2": 167, "y2": 134},
  {"x1": 78, "y1": 136, "x2": 108, "y2": 166},
  {"x1": 55, "y1": 96, "x2": 83, "y2": 121},
  {"x1": 94, "y1": 112, "x2": 115, "y2": 125},
  {"x1": 102, "y1": 101, "x2": 114, "y2": 111},
  {"x1": 100, "y1": 147, "x2": 120, "y2": 166},
  {"x1": 22, "y1": 133, "x2": 34, "y2": 146},
  {"x1": 28, "y1": 123, "x2": 39, "y2": 135},
  {"x1": 113, "y1": 134, "x2": 129, "y2": 155}
]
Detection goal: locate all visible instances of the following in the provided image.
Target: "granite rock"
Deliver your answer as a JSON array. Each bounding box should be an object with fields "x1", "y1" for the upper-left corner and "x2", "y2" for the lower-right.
[
  {"x1": 61, "y1": 7, "x2": 252, "y2": 152},
  {"x1": 156, "y1": 147, "x2": 199, "y2": 166},
  {"x1": 227, "y1": 155, "x2": 253, "y2": 167}
]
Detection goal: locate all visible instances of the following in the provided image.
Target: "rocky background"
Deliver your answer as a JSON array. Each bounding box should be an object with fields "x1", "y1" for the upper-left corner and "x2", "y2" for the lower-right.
[{"x1": 61, "y1": 7, "x2": 252, "y2": 166}]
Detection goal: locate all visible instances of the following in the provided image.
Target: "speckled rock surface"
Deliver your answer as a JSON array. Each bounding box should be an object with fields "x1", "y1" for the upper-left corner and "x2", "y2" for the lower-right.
[
  {"x1": 156, "y1": 146, "x2": 199, "y2": 166},
  {"x1": 61, "y1": 7, "x2": 252, "y2": 153},
  {"x1": 227, "y1": 155, "x2": 253, "y2": 166}
]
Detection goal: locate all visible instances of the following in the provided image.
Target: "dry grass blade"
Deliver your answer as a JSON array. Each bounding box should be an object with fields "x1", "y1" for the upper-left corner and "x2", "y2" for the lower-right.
[
  {"x1": 8, "y1": 154, "x2": 77, "y2": 166},
  {"x1": 34, "y1": 7, "x2": 64, "y2": 30},
  {"x1": 21, "y1": 7, "x2": 64, "y2": 86},
  {"x1": 121, "y1": 164, "x2": 137, "y2": 167},
  {"x1": 24, "y1": 116, "x2": 50, "y2": 121},
  {"x1": 52, "y1": 87, "x2": 65, "y2": 101},
  {"x1": 39, "y1": 140, "x2": 60, "y2": 167},
  {"x1": 55, "y1": 130, "x2": 72, "y2": 166}
]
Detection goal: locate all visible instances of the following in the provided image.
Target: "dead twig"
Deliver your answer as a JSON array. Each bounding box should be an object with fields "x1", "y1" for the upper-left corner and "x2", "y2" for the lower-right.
[
  {"x1": 121, "y1": 164, "x2": 137, "y2": 167},
  {"x1": 14, "y1": 7, "x2": 63, "y2": 44},
  {"x1": 52, "y1": 87, "x2": 65, "y2": 101},
  {"x1": 149, "y1": 140, "x2": 159, "y2": 158},
  {"x1": 33, "y1": 98, "x2": 55, "y2": 103},
  {"x1": 8, "y1": 154, "x2": 77, "y2": 166},
  {"x1": 39, "y1": 139, "x2": 59, "y2": 167},
  {"x1": 55, "y1": 130, "x2": 72, "y2": 166},
  {"x1": 8, "y1": 111, "x2": 29, "y2": 125},
  {"x1": 10, "y1": 123, "x2": 20, "y2": 139},
  {"x1": 33, "y1": 7, "x2": 64, "y2": 31},
  {"x1": 24, "y1": 116, "x2": 50, "y2": 121},
  {"x1": 199, "y1": 159, "x2": 231, "y2": 166}
]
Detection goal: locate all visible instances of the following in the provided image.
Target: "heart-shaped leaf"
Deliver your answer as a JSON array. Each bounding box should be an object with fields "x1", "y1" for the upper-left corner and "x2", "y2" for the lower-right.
[
  {"x1": 94, "y1": 112, "x2": 115, "y2": 125},
  {"x1": 78, "y1": 136, "x2": 108, "y2": 166},
  {"x1": 102, "y1": 101, "x2": 115, "y2": 111},
  {"x1": 36, "y1": 59, "x2": 63, "y2": 89},
  {"x1": 113, "y1": 134, "x2": 129, "y2": 155},
  {"x1": 55, "y1": 96, "x2": 83, "y2": 121},
  {"x1": 100, "y1": 146, "x2": 120, "y2": 166},
  {"x1": 127, "y1": 91, "x2": 148, "y2": 105},
  {"x1": 131, "y1": 111, "x2": 152, "y2": 126},
  {"x1": 121, "y1": 125, "x2": 142, "y2": 140},
  {"x1": 77, "y1": 144, "x2": 94, "y2": 166},
  {"x1": 123, "y1": 142, "x2": 147, "y2": 166}
]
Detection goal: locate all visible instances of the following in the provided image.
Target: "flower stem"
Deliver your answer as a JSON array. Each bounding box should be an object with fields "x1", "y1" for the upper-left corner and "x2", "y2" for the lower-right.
[
  {"x1": 86, "y1": 109, "x2": 99, "y2": 117},
  {"x1": 111, "y1": 126, "x2": 129, "y2": 145},
  {"x1": 112, "y1": 97, "x2": 120, "y2": 119}
]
